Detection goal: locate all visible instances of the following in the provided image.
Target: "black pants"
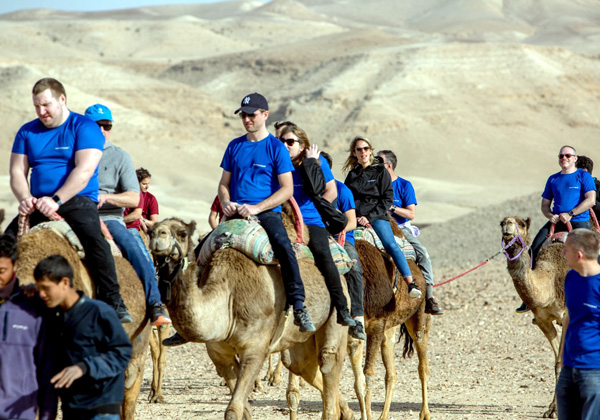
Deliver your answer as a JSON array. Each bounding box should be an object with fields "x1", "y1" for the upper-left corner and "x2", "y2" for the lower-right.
[
  {"x1": 531, "y1": 219, "x2": 591, "y2": 268},
  {"x1": 257, "y1": 211, "x2": 306, "y2": 309},
  {"x1": 307, "y1": 225, "x2": 348, "y2": 312},
  {"x1": 6, "y1": 196, "x2": 123, "y2": 308}
]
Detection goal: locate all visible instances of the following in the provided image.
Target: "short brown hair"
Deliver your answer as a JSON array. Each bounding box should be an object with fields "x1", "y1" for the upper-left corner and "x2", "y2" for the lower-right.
[
  {"x1": 567, "y1": 229, "x2": 600, "y2": 260},
  {"x1": 136, "y1": 167, "x2": 152, "y2": 182},
  {"x1": 32, "y1": 78, "x2": 66, "y2": 100}
]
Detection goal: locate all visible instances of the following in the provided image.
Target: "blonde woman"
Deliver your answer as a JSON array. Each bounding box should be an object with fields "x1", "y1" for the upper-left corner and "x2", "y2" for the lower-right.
[{"x1": 343, "y1": 136, "x2": 421, "y2": 299}]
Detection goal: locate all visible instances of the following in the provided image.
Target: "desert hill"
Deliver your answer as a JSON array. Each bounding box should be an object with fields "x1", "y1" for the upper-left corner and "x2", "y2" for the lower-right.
[{"x1": 1, "y1": 0, "x2": 599, "y2": 232}]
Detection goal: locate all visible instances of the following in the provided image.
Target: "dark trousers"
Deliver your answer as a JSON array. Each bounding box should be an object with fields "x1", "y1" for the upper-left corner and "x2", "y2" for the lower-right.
[
  {"x1": 344, "y1": 241, "x2": 364, "y2": 317},
  {"x1": 257, "y1": 211, "x2": 305, "y2": 308},
  {"x1": 306, "y1": 225, "x2": 348, "y2": 312},
  {"x1": 531, "y1": 220, "x2": 591, "y2": 267},
  {"x1": 6, "y1": 196, "x2": 123, "y2": 308}
]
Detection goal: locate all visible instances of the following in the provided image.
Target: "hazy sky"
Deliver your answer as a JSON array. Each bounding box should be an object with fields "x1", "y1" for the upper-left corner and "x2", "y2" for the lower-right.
[{"x1": 0, "y1": 0, "x2": 264, "y2": 15}]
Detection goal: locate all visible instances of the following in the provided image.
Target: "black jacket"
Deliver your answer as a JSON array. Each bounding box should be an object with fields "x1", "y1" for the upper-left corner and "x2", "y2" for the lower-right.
[{"x1": 344, "y1": 158, "x2": 393, "y2": 223}]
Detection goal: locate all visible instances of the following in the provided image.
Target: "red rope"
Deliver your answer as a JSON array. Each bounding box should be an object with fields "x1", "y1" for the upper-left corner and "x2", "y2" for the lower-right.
[{"x1": 433, "y1": 260, "x2": 489, "y2": 288}]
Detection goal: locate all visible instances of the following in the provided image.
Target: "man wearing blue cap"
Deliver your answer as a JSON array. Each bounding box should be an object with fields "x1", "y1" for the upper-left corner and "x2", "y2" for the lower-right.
[
  {"x1": 85, "y1": 103, "x2": 171, "y2": 327},
  {"x1": 6, "y1": 77, "x2": 132, "y2": 323}
]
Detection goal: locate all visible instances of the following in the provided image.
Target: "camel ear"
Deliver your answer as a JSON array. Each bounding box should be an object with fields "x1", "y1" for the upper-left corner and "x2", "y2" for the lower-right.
[
  {"x1": 187, "y1": 220, "x2": 197, "y2": 236},
  {"x1": 525, "y1": 217, "x2": 531, "y2": 229}
]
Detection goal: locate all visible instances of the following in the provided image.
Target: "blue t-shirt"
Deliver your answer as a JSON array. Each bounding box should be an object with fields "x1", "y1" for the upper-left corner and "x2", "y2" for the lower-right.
[
  {"x1": 220, "y1": 134, "x2": 293, "y2": 213},
  {"x1": 291, "y1": 155, "x2": 334, "y2": 227},
  {"x1": 391, "y1": 176, "x2": 417, "y2": 225},
  {"x1": 542, "y1": 169, "x2": 596, "y2": 222},
  {"x1": 335, "y1": 180, "x2": 355, "y2": 245},
  {"x1": 563, "y1": 269, "x2": 600, "y2": 369},
  {"x1": 12, "y1": 112, "x2": 104, "y2": 201}
]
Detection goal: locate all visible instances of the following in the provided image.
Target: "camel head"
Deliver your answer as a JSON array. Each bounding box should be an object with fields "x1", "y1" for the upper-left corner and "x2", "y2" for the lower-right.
[
  {"x1": 149, "y1": 218, "x2": 197, "y2": 262},
  {"x1": 500, "y1": 216, "x2": 532, "y2": 246}
]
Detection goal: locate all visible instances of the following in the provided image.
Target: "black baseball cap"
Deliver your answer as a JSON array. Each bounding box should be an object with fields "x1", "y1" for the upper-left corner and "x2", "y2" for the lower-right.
[{"x1": 234, "y1": 92, "x2": 269, "y2": 114}]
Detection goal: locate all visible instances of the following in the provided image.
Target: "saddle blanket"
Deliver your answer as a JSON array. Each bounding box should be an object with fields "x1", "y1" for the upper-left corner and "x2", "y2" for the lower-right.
[
  {"x1": 354, "y1": 226, "x2": 416, "y2": 261},
  {"x1": 198, "y1": 219, "x2": 354, "y2": 275}
]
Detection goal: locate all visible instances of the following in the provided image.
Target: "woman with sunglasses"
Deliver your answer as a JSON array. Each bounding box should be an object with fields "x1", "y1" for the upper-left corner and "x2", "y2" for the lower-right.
[
  {"x1": 278, "y1": 125, "x2": 357, "y2": 330},
  {"x1": 343, "y1": 136, "x2": 421, "y2": 300}
]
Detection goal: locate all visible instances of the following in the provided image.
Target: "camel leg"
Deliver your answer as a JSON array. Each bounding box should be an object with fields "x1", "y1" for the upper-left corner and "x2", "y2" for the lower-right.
[
  {"x1": 286, "y1": 370, "x2": 301, "y2": 420},
  {"x1": 404, "y1": 314, "x2": 431, "y2": 420},
  {"x1": 378, "y1": 326, "x2": 398, "y2": 420},
  {"x1": 364, "y1": 321, "x2": 388, "y2": 420},
  {"x1": 122, "y1": 324, "x2": 151, "y2": 420},
  {"x1": 272, "y1": 353, "x2": 284, "y2": 386},
  {"x1": 348, "y1": 336, "x2": 368, "y2": 420},
  {"x1": 533, "y1": 314, "x2": 561, "y2": 419},
  {"x1": 148, "y1": 324, "x2": 169, "y2": 403}
]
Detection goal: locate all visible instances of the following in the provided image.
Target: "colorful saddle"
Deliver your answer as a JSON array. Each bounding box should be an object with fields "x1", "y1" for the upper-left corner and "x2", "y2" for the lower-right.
[{"x1": 354, "y1": 226, "x2": 416, "y2": 261}]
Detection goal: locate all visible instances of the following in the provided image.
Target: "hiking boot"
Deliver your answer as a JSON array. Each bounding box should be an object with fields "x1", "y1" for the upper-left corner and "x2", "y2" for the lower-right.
[
  {"x1": 424, "y1": 298, "x2": 444, "y2": 315},
  {"x1": 516, "y1": 302, "x2": 530, "y2": 313},
  {"x1": 349, "y1": 319, "x2": 366, "y2": 341},
  {"x1": 336, "y1": 307, "x2": 356, "y2": 327},
  {"x1": 150, "y1": 304, "x2": 172, "y2": 327},
  {"x1": 293, "y1": 308, "x2": 316, "y2": 333},
  {"x1": 115, "y1": 303, "x2": 133, "y2": 324},
  {"x1": 163, "y1": 331, "x2": 188, "y2": 346},
  {"x1": 408, "y1": 282, "x2": 422, "y2": 300}
]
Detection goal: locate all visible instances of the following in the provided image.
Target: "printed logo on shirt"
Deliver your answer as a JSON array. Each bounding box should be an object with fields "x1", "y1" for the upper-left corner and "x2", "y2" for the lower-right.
[
  {"x1": 12, "y1": 324, "x2": 29, "y2": 330},
  {"x1": 584, "y1": 302, "x2": 598, "y2": 309},
  {"x1": 367, "y1": 179, "x2": 376, "y2": 183},
  {"x1": 253, "y1": 163, "x2": 267, "y2": 168},
  {"x1": 55, "y1": 147, "x2": 70, "y2": 150},
  {"x1": 569, "y1": 186, "x2": 580, "y2": 189}
]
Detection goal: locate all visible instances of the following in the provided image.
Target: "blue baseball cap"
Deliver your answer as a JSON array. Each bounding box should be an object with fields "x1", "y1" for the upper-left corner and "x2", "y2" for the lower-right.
[
  {"x1": 85, "y1": 103, "x2": 114, "y2": 122},
  {"x1": 234, "y1": 92, "x2": 268, "y2": 114}
]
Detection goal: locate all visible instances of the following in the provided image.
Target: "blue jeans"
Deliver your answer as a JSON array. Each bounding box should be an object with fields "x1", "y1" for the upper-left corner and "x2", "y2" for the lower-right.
[
  {"x1": 90, "y1": 415, "x2": 120, "y2": 420},
  {"x1": 557, "y1": 365, "x2": 600, "y2": 420},
  {"x1": 105, "y1": 220, "x2": 162, "y2": 308},
  {"x1": 371, "y1": 219, "x2": 412, "y2": 278},
  {"x1": 128, "y1": 227, "x2": 150, "y2": 259}
]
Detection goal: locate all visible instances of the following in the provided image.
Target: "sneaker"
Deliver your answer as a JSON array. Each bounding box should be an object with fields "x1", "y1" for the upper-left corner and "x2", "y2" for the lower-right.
[
  {"x1": 293, "y1": 307, "x2": 316, "y2": 332},
  {"x1": 408, "y1": 282, "x2": 422, "y2": 300},
  {"x1": 336, "y1": 307, "x2": 356, "y2": 327},
  {"x1": 349, "y1": 319, "x2": 366, "y2": 341},
  {"x1": 150, "y1": 304, "x2": 172, "y2": 327},
  {"x1": 516, "y1": 302, "x2": 530, "y2": 313},
  {"x1": 115, "y1": 303, "x2": 133, "y2": 324},
  {"x1": 163, "y1": 332, "x2": 188, "y2": 346},
  {"x1": 424, "y1": 298, "x2": 444, "y2": 315}
]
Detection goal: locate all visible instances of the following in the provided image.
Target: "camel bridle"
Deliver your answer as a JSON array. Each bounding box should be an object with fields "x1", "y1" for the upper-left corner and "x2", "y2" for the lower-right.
[
  {"x1": 501, "y1": 221, "x2": 530, "y2": 263},
  {"x1": 154, "y1": 227, "x2": 186, "y2": 302}
]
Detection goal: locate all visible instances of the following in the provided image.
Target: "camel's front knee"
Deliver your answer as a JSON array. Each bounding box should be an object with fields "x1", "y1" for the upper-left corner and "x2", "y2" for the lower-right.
[{"x1": 319, "y1": 346, "x2": 339, "y2": 375}]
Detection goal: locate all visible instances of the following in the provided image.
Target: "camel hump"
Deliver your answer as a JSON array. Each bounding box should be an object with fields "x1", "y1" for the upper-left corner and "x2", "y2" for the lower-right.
[
  {"x1": 355, "y1": 226, "x2": 416, "y2": 261},
  {"x1": 30, "y1": 220, "x2": 122, "y2": 258},
  {"x1": 198, "y1": 218, "x2": 355, "y2": 275}
]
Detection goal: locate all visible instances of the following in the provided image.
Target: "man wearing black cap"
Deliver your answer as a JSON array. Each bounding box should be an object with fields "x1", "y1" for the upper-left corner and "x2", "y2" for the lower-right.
[{"x1": 221, "y1": 93, "x2": 315, "y2": 332}]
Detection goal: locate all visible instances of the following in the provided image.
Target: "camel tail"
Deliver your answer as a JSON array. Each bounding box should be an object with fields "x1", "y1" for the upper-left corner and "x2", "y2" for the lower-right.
[{"x1": 398, "y1": 324, "x2": 415, "y2": 359}]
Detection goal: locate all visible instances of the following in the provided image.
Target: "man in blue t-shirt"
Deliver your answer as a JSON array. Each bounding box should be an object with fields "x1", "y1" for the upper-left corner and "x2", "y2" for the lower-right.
[
  {"x1": 518, "y1": 145, "x2": 597, "y2": 313},
  {"x1": 556, "y1": 229, "x2": 600, "y2": 419},
  {"x1": 6, "y1": 78, "x2": 131, "y2": 323},
  {"x1": 377, "y1": 150, "x2": 443, "y2": 316}
]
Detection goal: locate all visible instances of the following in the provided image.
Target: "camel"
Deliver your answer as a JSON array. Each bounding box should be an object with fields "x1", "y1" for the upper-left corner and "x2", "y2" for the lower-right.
[
  {"x1": 149, "y1": 207, "x2": 353, "y2": 420},
  {"x1": 500, "y1": 216, "x2": 568, "y2": 418},
  {"x1": 15, "y1": 226, "x2": 152, "y2": 420},
  {"x1": 286, "y1": 219, "x2": 431, "y2": 420}
]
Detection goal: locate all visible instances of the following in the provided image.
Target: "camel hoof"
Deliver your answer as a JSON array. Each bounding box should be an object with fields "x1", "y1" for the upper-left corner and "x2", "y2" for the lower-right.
[
  {"x1": 543, "y1": 406, "x2": 557, "y2": 418},
  {"x1": 148, "y1": 394, "x2": 165, "y2": 404}
]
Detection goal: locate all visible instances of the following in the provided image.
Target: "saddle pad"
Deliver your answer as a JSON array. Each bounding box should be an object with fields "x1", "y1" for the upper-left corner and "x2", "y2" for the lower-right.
[
  {"x1": 30, "y1": 221, "x2": 122, "y2": 258},
  {"x1": 354, "y1": 226, "x2": 416, "y2": 261},
  {"x1": 198, "y1": 219, "x2": 354, "y2": 275}
]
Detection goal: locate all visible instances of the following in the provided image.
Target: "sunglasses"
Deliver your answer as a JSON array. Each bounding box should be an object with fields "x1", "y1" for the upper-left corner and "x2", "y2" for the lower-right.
[
  {"x1": 97, "y1": 123, "x2": 112, "y2": 131},
  {"x1": 279, "y1": 137, "x2": 299, "y2": 146},
  {"x1": 558, "y1": 153, "x2": 575, "y2": 159},
  {"x1": 355, "y1": 146, "x2": 371, "y2": 152},
  {"x1": 239, "y1": 111, "x2": 261, "y2": 120}
]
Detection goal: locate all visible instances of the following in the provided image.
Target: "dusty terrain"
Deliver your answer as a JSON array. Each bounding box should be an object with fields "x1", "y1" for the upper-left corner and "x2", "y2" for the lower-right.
[
  {"x1": 2, "y1": 0, "x2": 600, "y2": 418},
  {"x1": 132, "y1": 192, "x2": 559, "y2": 419}
]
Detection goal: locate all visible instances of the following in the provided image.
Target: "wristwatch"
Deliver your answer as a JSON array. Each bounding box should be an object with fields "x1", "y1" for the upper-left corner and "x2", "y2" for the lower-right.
[
  {"x1": 51, "y1": 194, "x2": 62, "y2": 206},
  {"x1": 568, "y1": 210, "x2": 575, "y2": 217},
  {"x1": 390, "y1": 205, "x2": 397, "y2": 213}
]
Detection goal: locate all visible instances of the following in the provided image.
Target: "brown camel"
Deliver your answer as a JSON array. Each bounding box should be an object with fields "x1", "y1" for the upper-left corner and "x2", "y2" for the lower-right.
[
  {"x1": 149, "y1": 208, "x2": 353, "y2": 420},
  {"x1": 500, "y1": 216, "x2": 568, "y2": 419},
  {"x1": 286, "y1": 219, "x2": 431, "y2": 420},
  {"x1": 16, "y1": 226, "x2": 151, "y2": 420}
]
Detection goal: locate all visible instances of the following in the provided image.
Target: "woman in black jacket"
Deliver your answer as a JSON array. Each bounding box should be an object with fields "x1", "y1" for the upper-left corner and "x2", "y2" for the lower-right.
[{"x1": 343, "y1": 135, "x2": 421, "y2": 299}]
